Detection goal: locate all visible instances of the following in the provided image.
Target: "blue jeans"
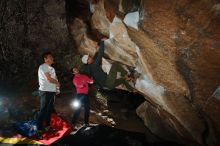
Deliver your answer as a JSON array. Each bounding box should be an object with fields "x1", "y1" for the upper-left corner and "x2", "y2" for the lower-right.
[
  {"x1": 72, "y1": 94, "x2": 90, "y2": 125},
  {"x1": 37, "y1": 91, "x2": 55, "y2": 130}
]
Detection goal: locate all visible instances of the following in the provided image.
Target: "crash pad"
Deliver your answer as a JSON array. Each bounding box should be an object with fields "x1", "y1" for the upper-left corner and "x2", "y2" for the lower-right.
[
  {"x1": 38, "y1": 113, "x2": 72, "y2": 145},
  {"x1": 0, "y1": 137, "x2": 42, "y2": 145},
  {"x1": 14, "y1": 113, "x2": 72, "y2": 145},
  {"x1": 15, "y1": 119, "x2": 38, "y2": 137}
]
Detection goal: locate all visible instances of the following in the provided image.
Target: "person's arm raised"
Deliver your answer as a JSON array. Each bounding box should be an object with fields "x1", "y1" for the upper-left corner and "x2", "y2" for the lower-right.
[{"x1": 93, "y1": 38, "x2": 108, "y2": 65}]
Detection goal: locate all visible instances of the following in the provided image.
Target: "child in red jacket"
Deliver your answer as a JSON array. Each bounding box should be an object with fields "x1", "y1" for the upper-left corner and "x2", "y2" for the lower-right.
[{"x1": 72, "y1": 67, "x2": 93, "y2": 126}]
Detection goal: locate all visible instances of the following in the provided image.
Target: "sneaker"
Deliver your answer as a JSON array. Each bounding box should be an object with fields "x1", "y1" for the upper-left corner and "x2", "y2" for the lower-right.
[
  {"x1": 72, "y1": 125, "x2": 80, "y2": 131},
  {"x1": 44, "y1": 126, "x2": 56, "y2": 133},
  {"x1": 133, "y1": 72, "x2": 141, "y2": 81},
  {"x1": 71, "y1": 123, "x2": 77, "y2": 130},
  {"x1": 84, "y1": 123, "x2": 89, "y2": 127}
]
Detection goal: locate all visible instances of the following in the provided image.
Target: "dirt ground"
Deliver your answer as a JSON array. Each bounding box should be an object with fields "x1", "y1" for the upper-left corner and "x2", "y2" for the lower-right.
[{"x1": 0, "y1": 87, "x2": 147, "y2": 138}]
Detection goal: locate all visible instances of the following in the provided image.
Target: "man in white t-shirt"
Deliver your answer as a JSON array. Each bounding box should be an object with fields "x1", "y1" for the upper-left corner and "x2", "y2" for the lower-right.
[{"x1": 37, "y1": 52, "x2": 60, "y2": 137}]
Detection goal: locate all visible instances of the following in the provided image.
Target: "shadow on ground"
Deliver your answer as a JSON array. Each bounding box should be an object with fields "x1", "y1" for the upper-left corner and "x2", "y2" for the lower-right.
[{"x1": 53, "y1": 124, "x2": 183, "y2": 146}]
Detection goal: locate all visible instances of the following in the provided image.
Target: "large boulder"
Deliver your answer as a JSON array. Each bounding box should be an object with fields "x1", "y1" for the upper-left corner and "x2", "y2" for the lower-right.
[{"x1": 66, "y1": 0, "x2": 220, "y2": 145}]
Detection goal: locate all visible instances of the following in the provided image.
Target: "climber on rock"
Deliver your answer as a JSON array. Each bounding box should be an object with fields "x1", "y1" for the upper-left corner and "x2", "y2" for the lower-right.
[{"x1": 81, "y1": 38, "x2": 134, "y2": 92}]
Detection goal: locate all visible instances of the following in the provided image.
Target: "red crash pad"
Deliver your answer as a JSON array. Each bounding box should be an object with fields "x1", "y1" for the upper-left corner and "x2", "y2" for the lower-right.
[{"x1": 37, "y1": 113, "x2": 72, "y2": 145}]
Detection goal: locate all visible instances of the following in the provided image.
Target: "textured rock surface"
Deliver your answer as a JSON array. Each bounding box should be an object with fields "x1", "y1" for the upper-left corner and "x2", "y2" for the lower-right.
[
  {"x1": 1, "y1": 0, "x2": 219, "y2": 145},
  {"x1": 66, "y1": 0, "x2": 220, "y2": 145},
  {"x1": 0, "y1": 0, "x2": 73, "y2": 89}
]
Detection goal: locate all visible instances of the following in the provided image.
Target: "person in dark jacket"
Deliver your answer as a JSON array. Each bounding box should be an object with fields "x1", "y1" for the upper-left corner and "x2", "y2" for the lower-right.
[{"x1": 81, "y1": 38, "x2": 133, "y2": 92}]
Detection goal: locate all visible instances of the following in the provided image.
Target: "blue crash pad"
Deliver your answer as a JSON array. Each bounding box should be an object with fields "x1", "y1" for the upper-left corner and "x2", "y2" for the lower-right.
[{"x1": 14, "y1": 120, "x2": 37, "y2": 137}]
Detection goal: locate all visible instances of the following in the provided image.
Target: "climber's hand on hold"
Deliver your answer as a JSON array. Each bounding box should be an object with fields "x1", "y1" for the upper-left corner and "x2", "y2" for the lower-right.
[{"x1": 101, "y1": 37, "x2": 108, "y2": 41}]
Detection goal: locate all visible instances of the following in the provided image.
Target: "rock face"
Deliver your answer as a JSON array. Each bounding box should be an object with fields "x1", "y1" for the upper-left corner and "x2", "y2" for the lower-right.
[
  {"x1": 0, "y1": 0, "x2": 73, "y2": 89},
  {"x1": 66, "y1": 0, "x2": 220, "y2": 145}
]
